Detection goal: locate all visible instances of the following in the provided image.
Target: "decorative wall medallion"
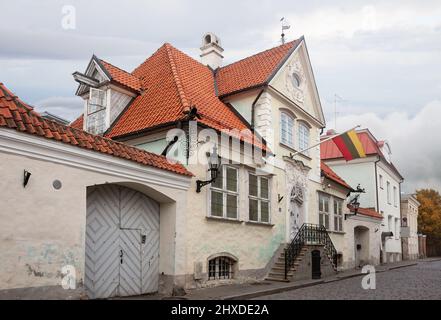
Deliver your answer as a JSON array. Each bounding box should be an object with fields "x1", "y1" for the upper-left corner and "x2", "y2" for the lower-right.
[
  {"x1": 285, "y1": 56, "x2": 306, "y2": 104},
  {"x1": 53, "y1": 179, "x2": 62, "y2": 190}
]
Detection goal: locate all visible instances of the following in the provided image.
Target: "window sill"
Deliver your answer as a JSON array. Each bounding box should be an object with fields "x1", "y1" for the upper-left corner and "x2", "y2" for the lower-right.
[
  {"x1": 279, "y1": 143, "x2": 311, "y2": 160},
  {"x1": 206, "y1": 216, "x2": 243, "y2": 224},
  {"x1": 279, "y1": 142, "x2": 296, "y2": 151},
  {"x1": 329, "y1": 231, "x2": 345, "y2": 235},
  {"x1": 245, "y1": 221, "x2": 274, "y2": 227}
]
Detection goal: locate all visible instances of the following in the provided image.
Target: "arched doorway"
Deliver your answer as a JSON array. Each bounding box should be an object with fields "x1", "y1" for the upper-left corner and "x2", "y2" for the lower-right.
[
  {"x1": 85, "y1": 184, "x2": 160, "y2": 298},
  {"x1": 354, "y1": 226, "x2": 370, "y2": 268}
]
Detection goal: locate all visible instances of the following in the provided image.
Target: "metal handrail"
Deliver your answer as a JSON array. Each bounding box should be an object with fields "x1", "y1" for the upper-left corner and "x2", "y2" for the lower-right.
[{"x1": 284, "y1": 223, "x2": 338, "y2": 279}]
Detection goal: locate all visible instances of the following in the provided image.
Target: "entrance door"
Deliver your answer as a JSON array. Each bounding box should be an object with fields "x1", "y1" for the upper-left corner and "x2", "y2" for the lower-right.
[
  {"x1": 311, "y1": 250, "x2": 321, "y2": 279},
  {"x1": 86, "y1": 185, "x2": 160, "y2": 299},
  {"x1": 119, "y1": 229, "x2": 142, "y2": 296}
]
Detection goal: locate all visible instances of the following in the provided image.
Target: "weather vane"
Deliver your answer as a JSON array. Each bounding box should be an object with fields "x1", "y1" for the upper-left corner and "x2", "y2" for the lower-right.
[{"x1": 280, "y1": 17, "x2": 291, "y2": 44}]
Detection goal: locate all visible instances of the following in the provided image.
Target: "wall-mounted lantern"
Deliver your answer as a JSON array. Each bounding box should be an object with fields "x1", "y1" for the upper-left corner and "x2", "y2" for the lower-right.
[
  {"x1": 196, "y1": 145, "x2": 220, "y2": 193},
  {"x1": 23, "y1": 170, "x2": 32, "y2": 188},
  {"x1": 345, "y1": 184, "x2": 365, "y2": 220}
]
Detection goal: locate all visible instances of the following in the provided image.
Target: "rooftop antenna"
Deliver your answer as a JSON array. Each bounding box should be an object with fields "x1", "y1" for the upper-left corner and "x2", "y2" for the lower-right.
[
  {"x1": 333, "y1": 94, "x2": 344, "y2": 130},
  {"x1": 280, "y1": 17, "x2": 291, "y2": 44}
]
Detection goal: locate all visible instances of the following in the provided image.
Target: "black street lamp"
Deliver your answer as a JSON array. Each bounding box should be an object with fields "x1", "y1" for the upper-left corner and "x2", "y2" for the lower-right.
[
  {"x1": 196, "y1": 145, "x2": 221, "y2": 193},
  {"x1": 345, "y1": 194, "x2": 361, "y2": 220}
]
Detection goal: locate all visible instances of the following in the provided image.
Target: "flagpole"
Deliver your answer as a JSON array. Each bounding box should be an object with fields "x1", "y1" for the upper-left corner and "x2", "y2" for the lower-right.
[{"x1": 289, "y1": 125, "x2": 360, "y2": 159}]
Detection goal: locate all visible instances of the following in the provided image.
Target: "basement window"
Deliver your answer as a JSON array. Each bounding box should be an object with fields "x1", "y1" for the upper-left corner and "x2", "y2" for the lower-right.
[{"x1": 208, "y1": 256, "x2": 235, "y2": 280}]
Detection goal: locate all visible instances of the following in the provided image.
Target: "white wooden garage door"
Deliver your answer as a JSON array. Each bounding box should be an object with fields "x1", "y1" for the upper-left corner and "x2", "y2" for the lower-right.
[{"x1": 85, "y1": 184, "x2": 160, "y2": 299}]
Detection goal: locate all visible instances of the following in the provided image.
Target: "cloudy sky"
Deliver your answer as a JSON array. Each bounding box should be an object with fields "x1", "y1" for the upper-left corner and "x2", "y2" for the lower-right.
[{"x1": 1, "y1": 0, "x2": 440, "y2": 193}]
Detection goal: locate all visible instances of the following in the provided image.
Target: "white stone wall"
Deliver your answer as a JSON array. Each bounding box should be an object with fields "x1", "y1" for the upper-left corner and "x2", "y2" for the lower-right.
[{"x1": 0, "y1": 132, "x2": 189, "y2": 291}]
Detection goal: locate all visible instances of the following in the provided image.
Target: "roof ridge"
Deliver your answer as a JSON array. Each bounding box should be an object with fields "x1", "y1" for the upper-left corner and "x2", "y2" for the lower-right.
[
  {"x1": 219, "y1": 39, "x2": 298, "y2": 70},
  {"x1": 164, "y1": 43, "x2": 191, "y2": 113},
  {"x1": 0, "y1": 83, "x2": 35, "y2": 112},
  {"x1": 100, "y1": 58, "x2": 139, "y2": 79}
]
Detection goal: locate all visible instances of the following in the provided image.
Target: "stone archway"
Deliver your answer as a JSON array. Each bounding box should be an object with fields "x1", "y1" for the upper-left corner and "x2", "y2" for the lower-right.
[{"x1": 354, "y1": 226, "x2": 370, "y2": 268}]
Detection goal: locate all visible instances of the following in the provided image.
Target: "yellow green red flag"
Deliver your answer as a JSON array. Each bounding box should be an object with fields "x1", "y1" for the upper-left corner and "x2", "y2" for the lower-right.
[{"x1": 332, "y1": 129, "x2": 366, "y2": 161}]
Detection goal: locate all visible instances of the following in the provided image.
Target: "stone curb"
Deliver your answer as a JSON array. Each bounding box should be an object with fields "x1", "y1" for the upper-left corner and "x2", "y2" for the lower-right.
[
  {"x1": 222, "y1": 280, "x2": 325, "y2": 300},
  {"x1": 220, "y1": 262, "x2": 419, "y2": 300},
  {"x1": 387, "y1": 263, "x2": 418, "y2": 270}
]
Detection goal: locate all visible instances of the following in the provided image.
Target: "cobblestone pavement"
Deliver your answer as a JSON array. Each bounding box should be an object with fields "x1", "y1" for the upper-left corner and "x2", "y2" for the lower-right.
[{"x1": 254, "y1": 260, "x2": 441, "y2": 300}]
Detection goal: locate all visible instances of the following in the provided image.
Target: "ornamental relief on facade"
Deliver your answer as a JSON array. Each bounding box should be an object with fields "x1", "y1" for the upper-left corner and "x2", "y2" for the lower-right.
[
  {"x1": 285, "y1": 159, "x2": 310, "y2": 238},
  {"x1": 285, "y1": 56, "x2": 306, "y2": 105}
]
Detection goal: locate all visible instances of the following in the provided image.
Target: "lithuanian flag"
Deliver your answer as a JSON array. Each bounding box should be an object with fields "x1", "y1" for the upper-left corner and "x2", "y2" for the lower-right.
[{"x1": 332, "y1": 130, "x2": 366, "y2": 161}]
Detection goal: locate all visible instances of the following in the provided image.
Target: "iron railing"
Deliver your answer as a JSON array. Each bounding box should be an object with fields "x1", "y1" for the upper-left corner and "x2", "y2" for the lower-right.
[{"x1": 284, "y1": 223, "x2": 338, "y2": 279}]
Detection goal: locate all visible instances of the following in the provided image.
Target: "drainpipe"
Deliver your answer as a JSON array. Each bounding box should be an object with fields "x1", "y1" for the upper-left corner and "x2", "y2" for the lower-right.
[
  {"x1": 374, "y1": 156, "x2": 381, "y2": 212},
  {"x1": 374, "y1": 156, "x2": 383, "y2": 263},
  {"x1": 251, "y1": 89, "x2": 264, "y2": 131},
  {"x1": 399, "y1": 178, "x2": 404, "y2": 261}
]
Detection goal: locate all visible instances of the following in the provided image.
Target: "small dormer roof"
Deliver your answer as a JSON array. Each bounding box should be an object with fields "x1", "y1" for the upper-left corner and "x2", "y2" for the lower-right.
[{"x1": 73, "y1": 55, "x2": 142, "y2": 96}]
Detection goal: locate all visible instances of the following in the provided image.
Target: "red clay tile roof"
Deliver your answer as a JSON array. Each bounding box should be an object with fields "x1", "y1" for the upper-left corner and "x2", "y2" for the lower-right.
[
  {"x1": 215, "y1": 39, "x2": 301, "y2": 97},
  {"x1": 70, "y1": 114, "x2": 83, "y2": 129},
  {"x1": 321, "y1": 161, "x2": 353, "y2": 190},
  {"x1": 100, "y1": 59, "x2": 142, "y2": 93},
  {"x1": 106, "y1": 43, "x2": 265, "y2": 150},
  {"x1": 348, "y1": 205, "x2": 383, "y2": 220},
  {"x1": 0, "y1": 82, "x2": 192, "y2": 177}
]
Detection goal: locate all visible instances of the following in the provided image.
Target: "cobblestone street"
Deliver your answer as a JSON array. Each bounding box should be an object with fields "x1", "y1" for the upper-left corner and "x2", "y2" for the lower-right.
[{"x1": 254, "y1": 260, "x2": 441, "y2": 300}]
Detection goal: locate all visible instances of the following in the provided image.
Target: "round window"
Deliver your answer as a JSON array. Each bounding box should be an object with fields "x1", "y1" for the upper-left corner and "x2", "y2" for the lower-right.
[{"x1": 292, "y1": 73, "x2": 301, "y2": 88}]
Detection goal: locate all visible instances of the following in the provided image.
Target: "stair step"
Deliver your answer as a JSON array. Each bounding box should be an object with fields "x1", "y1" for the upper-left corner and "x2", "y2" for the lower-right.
[
  {"x1": 272, "y1": 266, "x2": 296, "y2": 272},
  {"x1": 265, "y1": 277, "x2": 290, "y2": 282},
  {"x1": 269, "y1": 271, "x2": 294, "y2": 278}
]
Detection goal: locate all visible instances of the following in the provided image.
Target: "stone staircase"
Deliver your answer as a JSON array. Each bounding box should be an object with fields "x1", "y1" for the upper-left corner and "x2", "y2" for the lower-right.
[
  {"x1": 266, "y1": 245, "x2": 308, "y2": 282},
  {"x1": 265, "y1": 224, "x2": 338, "y2": 282}
]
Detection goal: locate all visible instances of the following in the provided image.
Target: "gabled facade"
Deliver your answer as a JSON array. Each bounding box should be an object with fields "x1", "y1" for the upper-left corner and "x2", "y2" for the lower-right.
[
  {"x1": 70, "y1": 33, "x2": 338, "y2": 290},
  {"x1": 321, "y1": 128, "x2": 404, "y2": 263}
]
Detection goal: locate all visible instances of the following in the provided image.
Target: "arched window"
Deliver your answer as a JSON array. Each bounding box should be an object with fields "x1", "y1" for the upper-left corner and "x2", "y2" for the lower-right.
[
  {"x1": 280, "y1": 112, "x2": 294, "y2": 147},
  {"x1": 208, "y1": 255, "x2": 236, "y2": 280},
  {"x1": 204, "y1": 34, "x2": 212, "y2": 45},
  {"x1": 298, "y1": 122, "x2": 310, "y2": 154}
]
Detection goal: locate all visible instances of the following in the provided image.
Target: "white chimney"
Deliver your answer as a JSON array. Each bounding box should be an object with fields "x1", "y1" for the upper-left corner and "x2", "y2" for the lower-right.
[{"x1": 200, "y1": 32, "x2": 224, "y2": 70}]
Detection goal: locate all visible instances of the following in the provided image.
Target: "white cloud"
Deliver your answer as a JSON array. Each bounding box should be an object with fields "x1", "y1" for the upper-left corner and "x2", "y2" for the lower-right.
[{"x1": 334, "y1": 100, "x2": 441, "y2": 193}]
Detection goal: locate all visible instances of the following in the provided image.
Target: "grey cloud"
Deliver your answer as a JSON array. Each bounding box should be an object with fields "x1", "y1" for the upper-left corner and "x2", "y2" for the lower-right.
[
  {"x1": 0, "y1": 28, "x2": 159, "y2": 60},
  {"x1": 33, "y1": 96, "x2": 83, "y2": 121},
  {"x1": 334, "y1": 100, "x2": 441, "y2": 193}
]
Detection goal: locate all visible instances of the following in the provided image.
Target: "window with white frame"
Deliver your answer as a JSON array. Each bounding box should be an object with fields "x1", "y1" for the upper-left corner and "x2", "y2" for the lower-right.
[
  {"x1": 280, "y1": 112, "x2": 294, "y2": 147},
  {"x1": 393, "y1": 186, "x2": 397, "y2": 207},
  {"x1": 387, "y1": 181, "x2": 391, "y2": 204},
  {"x1": 298, "y1": 122, "x2": 310, "y2": 154},
  {"x1": 248, "y1": 173, "x2": 270, "y2": 223},
  {"x1": 210, "y1": 166, "x2": 238, "y2": 219},
  {"x1": 318, "y1": 193, "x2": 330, "y2": 229},
  {"x1": 86, "y1": 88, "x2": 107, "y2": 134},
  {"x1": 333, "y1": 198, "x2": 344, "y2": 232},
  {"x1": 379, "y1": 174, "x2": 384, "y2": 189}
]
